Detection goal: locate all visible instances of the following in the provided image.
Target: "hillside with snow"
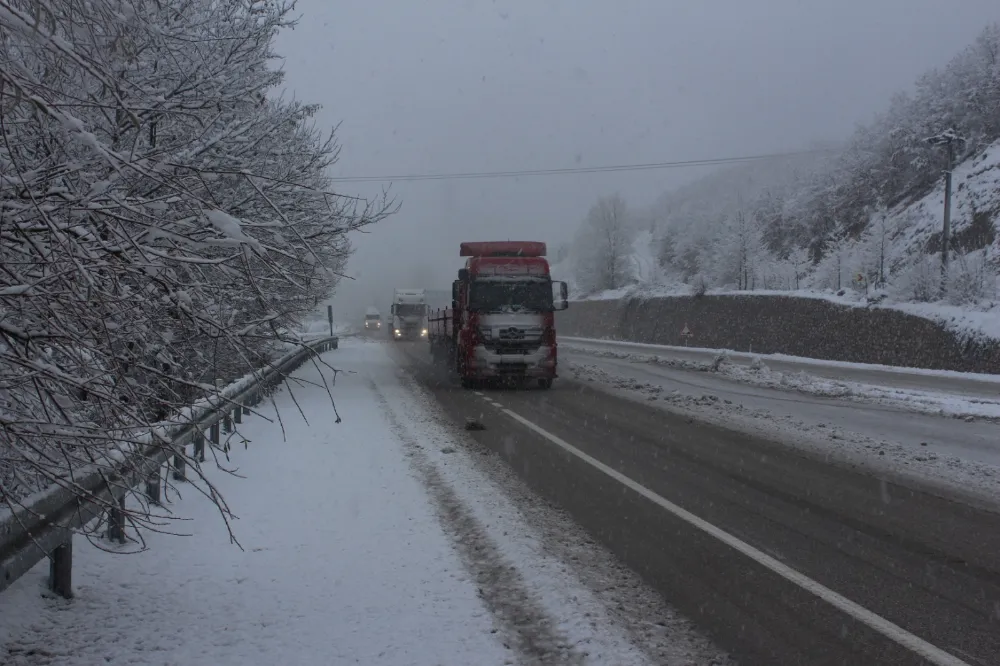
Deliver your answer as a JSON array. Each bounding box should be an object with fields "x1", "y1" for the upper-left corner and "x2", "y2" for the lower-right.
[{"x1": 559, "y1": 23, "x2": 1000, "y2": 342}]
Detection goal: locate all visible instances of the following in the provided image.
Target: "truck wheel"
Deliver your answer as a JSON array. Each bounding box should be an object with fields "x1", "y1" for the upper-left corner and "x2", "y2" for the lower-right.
[
  {"x1": 460, "y1": 378, "x2": 475, "y2": 390},
  {"x1": 537, "y1": 378, "x2": 552, "y2": 390}
]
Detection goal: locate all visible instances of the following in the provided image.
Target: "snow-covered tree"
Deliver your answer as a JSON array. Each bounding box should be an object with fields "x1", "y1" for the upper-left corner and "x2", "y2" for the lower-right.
[
  {"x1": 572, "y1": 194, "x2": 634, "y2": 293},
  {"x1": 713, "y1": 208, "x2": 768, "y2": 290},
  {"x1": 0, "y1": 0, "x2": 393, "y2": 539}
]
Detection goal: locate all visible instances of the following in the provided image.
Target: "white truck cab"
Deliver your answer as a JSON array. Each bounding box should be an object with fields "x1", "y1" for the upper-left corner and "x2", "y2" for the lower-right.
[
  {"x1": 364, "y1": 306, "x2": 382, "y2": 331},
  {"x1": 390, "y1": 289, "x2": 428, "y2": 341}
]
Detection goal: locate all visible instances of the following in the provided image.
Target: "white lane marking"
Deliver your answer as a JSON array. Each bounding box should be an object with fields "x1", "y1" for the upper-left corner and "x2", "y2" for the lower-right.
[{"x1": 487, "y1": 398, "x2": 971, "y2": 666}]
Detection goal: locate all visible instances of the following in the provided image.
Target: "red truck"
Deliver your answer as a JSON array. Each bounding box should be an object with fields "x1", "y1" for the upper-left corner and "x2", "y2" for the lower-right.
[{"x1": 427, "y1": 241, "x2": 569, "y2": 389}]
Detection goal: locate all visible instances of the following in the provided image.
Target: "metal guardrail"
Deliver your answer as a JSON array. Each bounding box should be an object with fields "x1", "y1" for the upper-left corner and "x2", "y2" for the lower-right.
[{"x1": 0, "y1": 336, "x2": 339, "y2": 599}]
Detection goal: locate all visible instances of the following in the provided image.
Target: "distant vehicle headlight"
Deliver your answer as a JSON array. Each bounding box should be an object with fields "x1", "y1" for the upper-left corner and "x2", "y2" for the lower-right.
[{"x1": 421, "y1": 329, "x2": 428, "y2": 336}]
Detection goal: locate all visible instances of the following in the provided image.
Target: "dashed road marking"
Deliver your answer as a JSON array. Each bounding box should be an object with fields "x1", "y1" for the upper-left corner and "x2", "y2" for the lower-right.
[{"x1": 477, "y1": 395, "x2": 971, "y2": 666}]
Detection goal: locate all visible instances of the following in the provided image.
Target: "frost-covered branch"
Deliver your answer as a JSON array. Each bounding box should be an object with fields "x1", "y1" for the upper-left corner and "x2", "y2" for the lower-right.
[{"x1": 0, "y1": 0, "x2": 393, "y2": 537}]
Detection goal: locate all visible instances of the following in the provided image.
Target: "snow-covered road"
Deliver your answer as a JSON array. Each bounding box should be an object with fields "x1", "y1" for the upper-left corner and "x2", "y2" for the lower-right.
[
  {"x1": 562, "y1": 347, "x2": 1000, "y2": 504},
  {"x1": 563, "y1": 337, "x2": 1000, "y2": 401},
  {"x1": 0, "y1": 339, "x2": 726, "y2": 666}
]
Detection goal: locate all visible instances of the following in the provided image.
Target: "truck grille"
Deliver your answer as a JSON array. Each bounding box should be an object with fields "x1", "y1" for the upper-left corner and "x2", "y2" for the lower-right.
[{"x1": 488, "y1": 341, "x2": 541, "y2": 354}]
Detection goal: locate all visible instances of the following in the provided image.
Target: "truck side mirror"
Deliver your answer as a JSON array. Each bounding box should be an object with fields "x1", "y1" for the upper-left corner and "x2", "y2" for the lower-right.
[
  {"x1": 553, "y1": 281, "x2": 569, "y2": 311},
  {"x1": 451, "y1": 280, "x2": 460, "y2": 304},
  {"x1": 457, "y1": 268, "x2": 469, "y2": 281}
]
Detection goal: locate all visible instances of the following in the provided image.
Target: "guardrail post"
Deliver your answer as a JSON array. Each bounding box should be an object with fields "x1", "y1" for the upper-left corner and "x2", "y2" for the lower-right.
[
  {"x1": 332, "y1": 337, "x2": 338, "y2": 350},
  {"x1": 172, "y1": 448, "x2": 186, "y2": 482},
  {"x1": 107, "y1": 494, "x2": 126, "y2": 544},
  {"x1": 223, "y1": 413, "x2": 232, "y2": 434},
  {"x1": 48, "y1": 536, "x2": 73, "y2": 599},
  {"x1": 210, "y1": 422, "x2": 219, "y2": 446},
  {"x1": 193, "y1": 432, "x2": 205, "y2": 462},
  {"x1": 234, "y1": 404, "x2": 242, "y2": 424},
  {"x1": 145, "y1": 468, "x2": 161, "y2": 504}
]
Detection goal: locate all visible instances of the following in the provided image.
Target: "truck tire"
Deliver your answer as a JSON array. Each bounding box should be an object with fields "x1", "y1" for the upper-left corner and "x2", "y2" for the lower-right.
[{"x1": 537, "y1": 378, "x2": 552, "y2": 390}]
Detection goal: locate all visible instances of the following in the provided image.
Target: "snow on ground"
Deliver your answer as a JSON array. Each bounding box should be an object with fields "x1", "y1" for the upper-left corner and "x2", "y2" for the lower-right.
[
  {"x1": 563, "y1": 341, "x2": 1000, "y2": 421},
  {"x1": 564, "y1": 337, "x2": 1000, "y2": 388},
  {"x1": 0, "y1": 342, "x2": 506, "y2": 666},
  {"x1": 0, "y1": 339, "x2": 728, "y2": 666},
  {"x1": 376, "y1": 353, "x2": 729, "y2": 666},
  {"x1": 562, "y1": 350, "x2": 1000, "y2": 508}
]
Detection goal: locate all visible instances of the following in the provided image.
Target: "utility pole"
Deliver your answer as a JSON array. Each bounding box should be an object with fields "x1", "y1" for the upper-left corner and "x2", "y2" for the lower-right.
[{"x1": 925, "y1": 129, "x2": 965, "y2": 296}]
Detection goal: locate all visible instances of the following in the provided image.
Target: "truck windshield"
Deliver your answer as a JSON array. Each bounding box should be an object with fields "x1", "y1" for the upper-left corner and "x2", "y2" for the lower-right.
[
  {"x1": 394, "y1": 304, "x2": 425, "y2": 317},
  {"x1": 365, "y1": 315, "x2": 380, "y2": 320},
  {"x1": 469, "y1": 281, "x2": 553, "y2": 313}
]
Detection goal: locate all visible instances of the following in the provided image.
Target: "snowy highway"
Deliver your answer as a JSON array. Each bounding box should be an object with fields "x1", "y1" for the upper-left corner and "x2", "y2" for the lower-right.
[
  {"x1": 389, "y1": 339, "x2": 1000, "y2": 666},
  {"x1": 4, "y1": 337, "x2": 1000, "y2": 665},
  {"x1": 561, "y1": 346, "x2": 1000, "y2": 475},
  {"x1": 0, "y1": 339, "x2": 725, "y2": 666}
]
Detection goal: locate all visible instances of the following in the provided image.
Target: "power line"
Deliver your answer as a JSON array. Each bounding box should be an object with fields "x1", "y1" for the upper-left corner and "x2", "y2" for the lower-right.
[{"x1": 326, "y1": 148, "x2": 834, "y2": 183}]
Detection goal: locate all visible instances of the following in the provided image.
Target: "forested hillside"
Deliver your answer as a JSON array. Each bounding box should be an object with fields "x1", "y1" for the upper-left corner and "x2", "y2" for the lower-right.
[{"x1": 565, "y1": 23, "x2": 1000, "y2": 311}]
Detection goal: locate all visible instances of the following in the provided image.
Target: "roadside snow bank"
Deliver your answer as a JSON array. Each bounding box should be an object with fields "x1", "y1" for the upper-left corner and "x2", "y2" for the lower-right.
[
  {"x1": 566, "y1": 360, "x2": 1000, "y2": 507},
  {"x1": 0, "y1": 340, "x2": 507, "y2": 666},
  {"x1": 568, "y1": 345, "x2": 1000, "y2": 422}
]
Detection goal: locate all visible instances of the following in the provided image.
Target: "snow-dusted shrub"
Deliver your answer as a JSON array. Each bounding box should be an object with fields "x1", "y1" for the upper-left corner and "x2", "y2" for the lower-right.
[
  {"x1": 892, "y1": 255, "x2": 939, "y2": 302},
  {"x1": 947, "y1": 249, "x2": 997, "y2": 305}
]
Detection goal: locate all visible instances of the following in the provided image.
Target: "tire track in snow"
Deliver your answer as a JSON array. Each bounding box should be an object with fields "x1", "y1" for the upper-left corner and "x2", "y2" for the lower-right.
[{"x1": 370, "y1": 381, "x2": 584, "y2": 666}]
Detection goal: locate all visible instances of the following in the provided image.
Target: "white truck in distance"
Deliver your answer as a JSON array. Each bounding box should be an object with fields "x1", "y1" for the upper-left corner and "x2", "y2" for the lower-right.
[
  {"x1": 390, "y1": 288, "x2": 428, "y2": 341},
  {"x1": 364, "y1": 306, "x2": 382, "y2": 332}
]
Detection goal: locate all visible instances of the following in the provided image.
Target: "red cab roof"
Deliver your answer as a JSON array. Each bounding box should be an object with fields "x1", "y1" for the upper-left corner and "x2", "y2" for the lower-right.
[{"x1": 460, "y1": 241, "x2": 547, "y2": 257}]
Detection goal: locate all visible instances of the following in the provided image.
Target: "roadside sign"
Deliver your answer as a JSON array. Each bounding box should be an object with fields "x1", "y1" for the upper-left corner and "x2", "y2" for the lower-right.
[{"x1": 681, "y1": 323, "x2": 693, "y2": 346}]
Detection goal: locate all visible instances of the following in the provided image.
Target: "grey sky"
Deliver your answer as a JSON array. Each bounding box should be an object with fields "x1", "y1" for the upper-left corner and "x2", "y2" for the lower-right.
[{"x1": 274, "y1": 0, "x2": 1000, "y2": 319}]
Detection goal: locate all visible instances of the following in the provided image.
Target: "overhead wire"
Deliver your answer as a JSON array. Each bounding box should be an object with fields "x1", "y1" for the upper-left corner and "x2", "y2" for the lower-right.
[{"x1": 326, "y1": 148, "x2": 835, "y2": 183}]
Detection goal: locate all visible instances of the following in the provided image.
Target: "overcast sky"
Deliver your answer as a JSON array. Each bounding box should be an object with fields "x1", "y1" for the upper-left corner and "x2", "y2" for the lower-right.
[{"x1": 274, "y1": 0, "x2": 1000, "y2": 319}]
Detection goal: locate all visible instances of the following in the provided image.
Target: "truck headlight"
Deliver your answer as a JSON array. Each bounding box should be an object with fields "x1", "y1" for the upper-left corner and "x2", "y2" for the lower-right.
[{"x1": 421, "y1": 329, "x2": 428, "y2": 336}]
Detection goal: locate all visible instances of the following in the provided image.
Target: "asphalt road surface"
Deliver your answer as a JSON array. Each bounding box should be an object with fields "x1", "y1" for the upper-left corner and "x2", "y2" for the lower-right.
[{"x1": 387, "y1": 340, "x2": 1000, "y2": 666}]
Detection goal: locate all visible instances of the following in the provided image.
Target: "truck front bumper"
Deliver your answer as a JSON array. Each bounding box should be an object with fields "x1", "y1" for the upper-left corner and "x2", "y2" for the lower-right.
[{"x1": 468, "y1": 345, "x2": 556, "y2": 378}]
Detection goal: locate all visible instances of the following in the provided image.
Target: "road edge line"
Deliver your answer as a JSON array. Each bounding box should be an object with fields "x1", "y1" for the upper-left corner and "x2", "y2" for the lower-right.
[{"x1": 493, "y1": 401, "x2": 971, "y2": 666}]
